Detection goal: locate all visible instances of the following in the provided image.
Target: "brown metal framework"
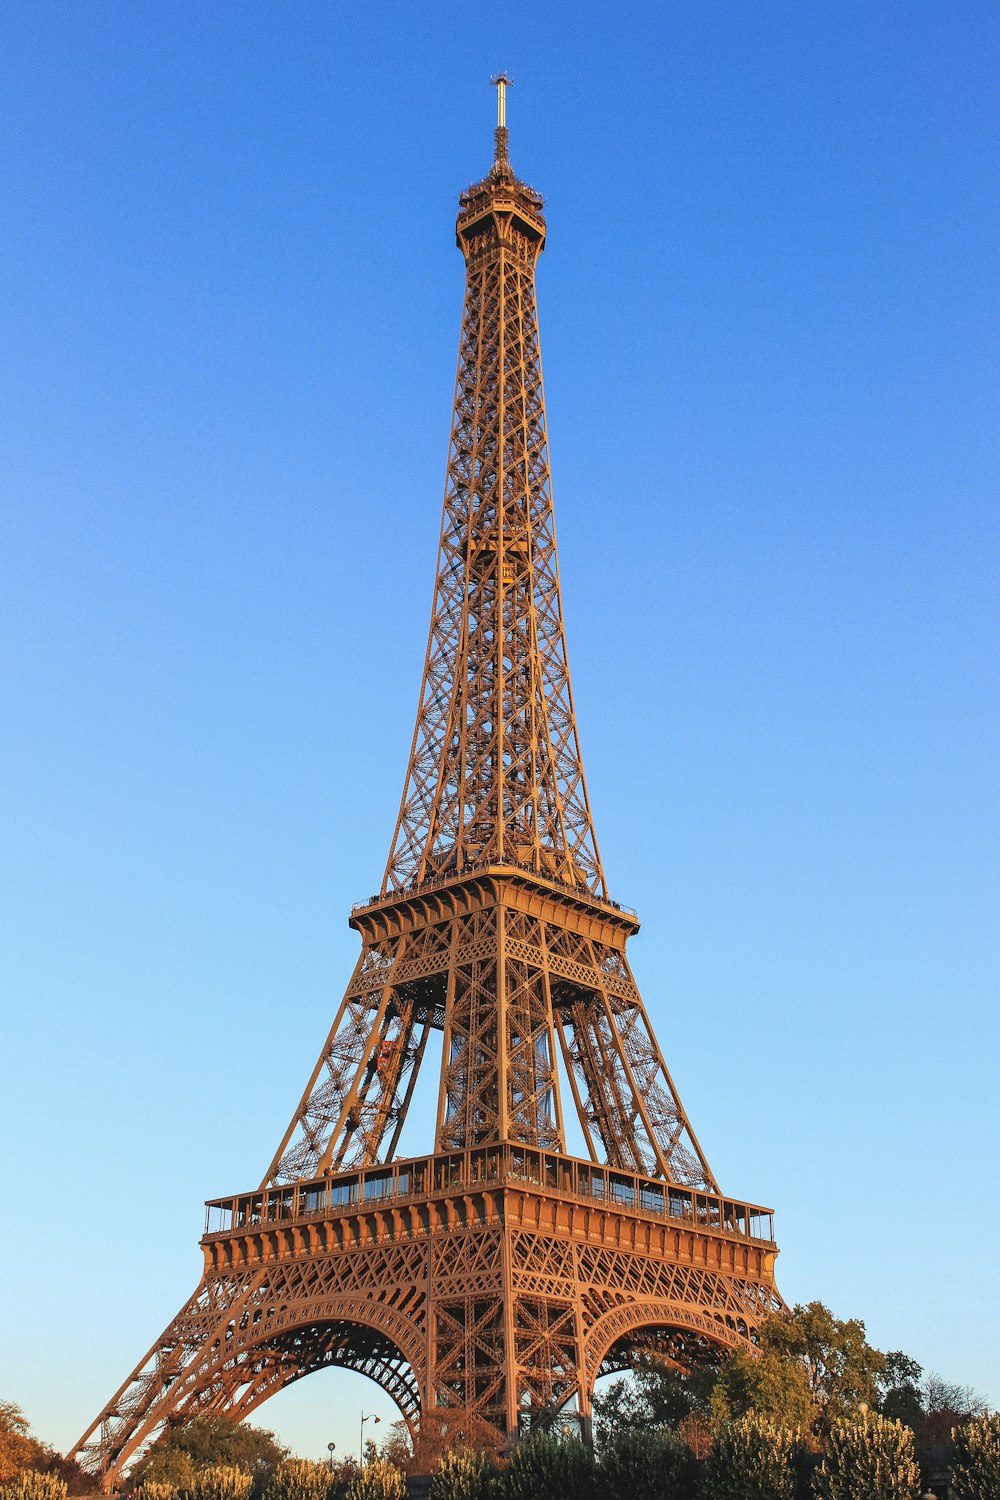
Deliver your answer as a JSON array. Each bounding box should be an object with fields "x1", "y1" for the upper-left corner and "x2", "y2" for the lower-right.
[{"x1": 72, "y1": 81, "x2": 782, "y2": 1488}]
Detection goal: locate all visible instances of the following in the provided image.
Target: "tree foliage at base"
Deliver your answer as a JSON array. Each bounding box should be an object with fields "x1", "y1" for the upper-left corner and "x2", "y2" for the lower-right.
[
  {"x1": 0, "y1": 1473, "x2": 69, "y2": 1500},
  {"x1": 598, "y1": 1427, "x2": 696, "y2": 1500},
  {"x1": 133, "y1": 1482, "x2": 177, "y2": 1500},
  {"x1": 708, "y1": 1347, "x2": 815, "y2": 1436},
  {"x1": 192, "y1": 1467, "x2": 255, "y2": 1500},
  {"x1": 811, "y1": 1411, "x2": 920, "y2": 1500},
  {"x1": 264, "y1": 1459, "x2": 341, "y2": 1500},
  {"x1": 593, "y1": 1357, "x2": 714, "y2": 1446},
  {"x1": 0, "y1": 1404, "x2": 95, "y2": 1497},
  {"x1": 0, "y1": 1407, "x2": 37, "y2": 1487},
  {"x1": 701, "y1": 1415, "x2": 799, "y2": 1500},
  {"x1": 500, "y1": 1433, "x2": 595, "y2": 1500},
  {"x1": 949, "y1": 1413, "x2": 1000, "y2": 1500},
  {"x1": 409, "y1": 1410, "x2": 501, "y2": 1476},
  {"x1": 129, "y1": 1417, "x2": 287, "y2": 1494},
  {"x1": 429, "y1": 1449, "x2": 498, "y2": 1500},
  {"x1": 343, "y1": 1459, "x2": 405, "y2": 1500}
]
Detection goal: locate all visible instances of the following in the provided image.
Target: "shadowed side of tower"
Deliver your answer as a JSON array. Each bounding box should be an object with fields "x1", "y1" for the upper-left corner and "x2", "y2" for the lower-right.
[{"x1": 71, "y1": 84, "x2": 782, "y2": 1488}]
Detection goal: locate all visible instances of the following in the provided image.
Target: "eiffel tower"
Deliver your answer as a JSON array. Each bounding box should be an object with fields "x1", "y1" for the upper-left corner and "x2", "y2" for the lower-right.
[{"x1": 73, "y1": 79, "x2": 782, "y2": 1487}]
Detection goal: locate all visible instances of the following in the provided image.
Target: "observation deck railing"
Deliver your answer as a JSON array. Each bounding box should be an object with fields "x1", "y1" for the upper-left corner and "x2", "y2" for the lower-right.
[{"x1": 203, "y1": 1144, "x2": 775, "y2": 1248}]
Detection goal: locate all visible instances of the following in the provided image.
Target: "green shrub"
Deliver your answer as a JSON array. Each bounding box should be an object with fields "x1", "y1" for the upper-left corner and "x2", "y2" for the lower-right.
[
  {"x1": 265, "y1": 1460, "x2": 338, "y2": 1500},
  {"x1": 701, "y1": 1414, "x2": 798, "y2": 1500},
  {"x1": 0, "y1": 1473, "x2": 68, "y2": 1500},
  {"x1": 344, "y1": 1459, "x2": 406, "y2": 1500},
  {"x1": 950, "y1": 1413, "x2": 1000, "y2": 1500},
  {"x1": 429, "y1": 1448, "x2": 498, "y2": 1500},
  {"x1": 598, "y1": 1427, "x2": 695, "y2": 1499},
  {"x1": 812, "y1": 1411, "x2": 919, "y2": 1500},
  {"x1": 134, "y1": 1483, "x2": 177, "y2": 1500},
  {"x1": 186, "y1": 1466, "x2": 254, "y2": 1500},
  {"x1": 500, "y1": 1433, "x2": 595, "y2": 1500}
]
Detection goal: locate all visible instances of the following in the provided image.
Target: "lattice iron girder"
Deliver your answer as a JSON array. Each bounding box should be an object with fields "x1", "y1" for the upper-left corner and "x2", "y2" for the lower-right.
[
  {"x1": 384, "y1": 150, "x2": 604, "y2": 899},
  {"x1": 264, "y1": 875, "x2": 714, "y2": 1185}
]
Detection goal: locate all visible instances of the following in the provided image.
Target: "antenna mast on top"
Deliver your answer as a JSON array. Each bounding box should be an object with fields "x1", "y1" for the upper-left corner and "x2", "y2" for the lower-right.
[{"x1": 490, "y1": 71, "x2": 513, "y2": 167}]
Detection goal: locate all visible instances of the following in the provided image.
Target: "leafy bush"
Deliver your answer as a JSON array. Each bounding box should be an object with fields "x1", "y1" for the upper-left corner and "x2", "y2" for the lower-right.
[
  {"x1": 0, "y1": 1406, "x2": 38, "y2": 1487},
  {"x1": 131, "y1": 1417, "x2": 286, "y2": 1493},
  {"x1": 134, "y1": 1482, "x2": 176, "y2": 1500},
  {"x1": 950, "y1": 1413, "x2": 1000, "y2": 1500},
  {"x1": 500, "y1": 1433, "x2": 595, "y2": 1500},
  {"x1": 265, "y1": 1460, "x2": 338, "y2": 1500},
  {"x1": 701, "y1": 1414, "x2": 798, "y2": 1500},
  {"x1": 429, "y1": 1448, "x2": 498, "y2": 1500},
  {"x1": 598, "y1": 1427, "x2": 695, "y2": 1499},
  {"x1": 812, "y1": 1411, "x2": 919, "y2": 1500},
  {"x1": 344, "y1": 1459, "x2": 406, "y2": 1500},
  {"x1": 0, "y1": 1472, "x2": 68, "y2": 1500},
  {"x1": 187, "y1": 1466, "x2": 253, "y2": 1500}
]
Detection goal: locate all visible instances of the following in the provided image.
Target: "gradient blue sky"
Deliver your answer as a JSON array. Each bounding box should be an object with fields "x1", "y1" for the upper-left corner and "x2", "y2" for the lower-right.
[{"x1": 2, "y1": 0, "x2": 997, "y2": 1463}]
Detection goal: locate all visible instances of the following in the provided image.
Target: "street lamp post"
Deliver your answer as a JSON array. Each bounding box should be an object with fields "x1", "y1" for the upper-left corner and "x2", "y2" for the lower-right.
[{"x1": 359, "y1": 1411, "x2": 380, "y2": 1465}]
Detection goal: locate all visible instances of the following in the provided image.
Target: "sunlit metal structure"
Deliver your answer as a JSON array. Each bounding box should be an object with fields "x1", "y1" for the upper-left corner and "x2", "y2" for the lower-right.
[{"x1": 73, "y1": 80, "x2": 782, "y2": 1487}]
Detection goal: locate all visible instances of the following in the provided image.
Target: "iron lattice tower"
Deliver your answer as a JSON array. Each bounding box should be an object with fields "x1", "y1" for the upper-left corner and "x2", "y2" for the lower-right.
[{"x1": 73, "y1": 80, "x2": 782, "y2": 1486}]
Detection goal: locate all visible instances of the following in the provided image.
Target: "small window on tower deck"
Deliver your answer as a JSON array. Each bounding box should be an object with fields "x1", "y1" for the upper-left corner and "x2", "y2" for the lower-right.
[
  {"x1": 363, "y1": 1173, "x2": 392, "y2": 1202},
  {"x1": 329, "y1": 1177, "x2": 358, "y2": 1208},
  {"x1": 269, "y1": 1188, "x2": 294, "y2": 1220},
  {"x1": 749, "y1": 1210, "x2": 773, "y2": 1242},
  {"x1": 609, "y1": 1174, "x2": 634, "y2": 1207},
  {"x1": 205, "y1": 1202, "x2": 231, "y2": 1234},
  {"x1": 408, "y1": 1162, "x2": 427, "y2": 1196},
  {"x1": 640, "y1": 1183, "x2": 664, "y2": 1214},
  {"x1": 302, "y1": 1183, "x2": 325, "y2": 1215},
  {"x1": 586, "y1": 1170, "x2": 605, "y2": 1200},
  {"x1": 669, "y1": 1189, "x2": 692, "y2": 1221}
]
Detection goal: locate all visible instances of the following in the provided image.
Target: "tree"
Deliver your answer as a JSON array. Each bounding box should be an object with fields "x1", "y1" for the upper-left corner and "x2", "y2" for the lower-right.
[
  {"x1": 0, "y1": 1474, "x2": 68, "y2": 1500},
  {"x1": 429, "y1": 1450, "x2": 497, "y2": 1500},
  {"x1": 410, "y1": 1409, "x2": 503, "y2": 1474},
  {"x1": 0, "y1": 1403, "x2": 96, "y2": 1495},
  {"x1": 594, "y1": 1306, "x2": 893, "y2": 1448},
  {"x1": 758, "y1": 1303, "x2": 887, "y2": 1434},
  {"x1": 701, "y1": 1415, "x2": 799, "y2": 1500},
  {"x1": 878, "y1": 1354, "x2": 924, "y2": 1430},
  {"x1": 378, "y1": 1425, "x2": 412, "y2": 1472},
  {"x1": 188, "y1": 1467, "x2": 254, "y2": 1500},
  {"x1": 812, "y1": 1411, "x2": 920, "y2": 1500},
  {"x1": 596, "y1": 1427, "x2": 695, "y2": 1500},
  {"x1": 343, "y1": 1458, "x2": 405, "y2": 1500},
  {"x1": 265, "y1": 1459, "x2": 340, "y2": 1500},
  {"x1": 708, "y1": 1345, "x2": 815, "y2": 1435},
  {"x1": 915, "y1": 1374, "x2": 987, "y2": 1447},
  {"x1": 499, "y1": 1433, "x2": 596, "y2": 1500},
  {"x1": 129, "y1": 1416, "x2": 287, "y2": 1492},
  {"x1": 133, "y1": 1483, "x2": 175, "y2": 1500},
  {"x1": 592, "y1": 1356, "x2": 715, "y2": 1444},
  {"x1": 949, "y1": 1412, "x2": 1000, "y2": 1500},
  {"x1": 0, "y1": 1407, "x2": 38, "y2": 1486}
]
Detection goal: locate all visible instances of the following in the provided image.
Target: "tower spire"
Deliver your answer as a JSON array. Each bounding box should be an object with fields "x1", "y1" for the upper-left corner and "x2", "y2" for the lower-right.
[{"x1": 491, "y1": 70, "x2": 512, "y2": 168}]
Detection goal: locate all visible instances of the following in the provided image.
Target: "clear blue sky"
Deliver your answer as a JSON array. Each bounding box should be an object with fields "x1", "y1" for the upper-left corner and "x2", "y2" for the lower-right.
[{"x1": 1, "y1": 0, "x2": 997, "y2": 1464}]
